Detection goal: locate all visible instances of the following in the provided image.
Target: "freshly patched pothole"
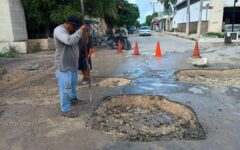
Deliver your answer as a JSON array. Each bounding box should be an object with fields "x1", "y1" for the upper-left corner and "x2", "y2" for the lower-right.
[
  {"x1": 176, "y1": 69, "x2": 240, "y2": 87},
  {"x1": 91, "y1": 95, "x2": 206, "y2": 141},
  {"x1": 99, "y1": 78, "x2": 131, "y2": 87}
]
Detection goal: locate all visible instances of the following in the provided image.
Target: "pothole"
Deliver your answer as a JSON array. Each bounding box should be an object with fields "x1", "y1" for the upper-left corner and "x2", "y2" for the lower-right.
[
  {"x1": 99, "y1": 78, "x2": 131, "y2": 87},
  {"x1": 176, "y1": 69, "x2": 240, "y2": 87},
  {"x1": 91, "y1": 95, "x2": 206, "y2": 141}
]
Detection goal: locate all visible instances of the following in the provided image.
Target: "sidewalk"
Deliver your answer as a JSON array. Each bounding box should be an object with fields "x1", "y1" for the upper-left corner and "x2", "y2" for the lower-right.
[{"x1": 160, "y1": 31, "x2": 240, "y2": 44}]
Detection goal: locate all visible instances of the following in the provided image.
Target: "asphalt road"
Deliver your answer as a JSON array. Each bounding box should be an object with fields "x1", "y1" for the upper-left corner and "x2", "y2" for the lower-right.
[
  {"x1": 128, "y1": 32, "x2": 195, "y2": 54},
  {"x1": 0, "y1": 32, "x2": 240, "y2": 150}
]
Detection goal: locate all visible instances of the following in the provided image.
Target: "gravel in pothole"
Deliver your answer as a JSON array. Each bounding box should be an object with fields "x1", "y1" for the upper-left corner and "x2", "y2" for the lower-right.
[
  {"x1": 91, "y1": 95, "x2": 206, "y2": 141},
  {"x1": 98, "y1": 78, "x2": 131, "y2": 87},
  {"x1": 176, "y1": 69, "x2": 240, "y2": 87}
]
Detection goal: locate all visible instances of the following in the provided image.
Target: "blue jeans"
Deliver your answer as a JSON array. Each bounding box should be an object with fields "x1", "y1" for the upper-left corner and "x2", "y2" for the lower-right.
[{"x1": 55, "y1": 70, "x2": 78, "y2": 112}]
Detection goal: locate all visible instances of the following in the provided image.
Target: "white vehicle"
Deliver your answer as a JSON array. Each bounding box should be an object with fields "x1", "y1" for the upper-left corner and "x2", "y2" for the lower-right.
[{"x1": 139, "y1": 26, "x2": 151, "y2": 36}]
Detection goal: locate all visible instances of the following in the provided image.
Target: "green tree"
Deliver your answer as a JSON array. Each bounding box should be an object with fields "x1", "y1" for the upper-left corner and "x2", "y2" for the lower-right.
[
  {"x1": 116, "y1": 0, "x2": 139, "y2": 26},
  {"x1": 144, "y1": 12, "x2": 159, "y2": 26},
  {"x1": 158, "y1": 0, "x2": 178, "y2": 12},
  {"x1": 22, "y1": 0, "x2": 139, "y2": 38},
  {"x1": 22, "y1": 0, "x2": 82, "y2": 38},
  {"x1": 145, "y1": 15, "x2": 154, "y2": 26},
  {"x1": 50, "y1": 0, "x2": 82, "y2": 24}
]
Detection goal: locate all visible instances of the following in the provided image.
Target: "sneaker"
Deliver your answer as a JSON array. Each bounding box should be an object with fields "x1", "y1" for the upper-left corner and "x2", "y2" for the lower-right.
[
  {"x1": 61, "y1": 111, "x2": 78, "y2": 118},
  {"x1": 71, "y1": 99, "x2": 86, "y2": 105},
  {"x1": 70, "y1": 100, "x2": 79, "y2": 106},
  {"x1": 81, "y1": 78, "x2": 89, "y2": 85}
]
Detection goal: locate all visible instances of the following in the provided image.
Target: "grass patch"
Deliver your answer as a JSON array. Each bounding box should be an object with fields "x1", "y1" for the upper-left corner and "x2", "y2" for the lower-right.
[
  {"x1": 0, "y1": 45, "x2": 17, "y2": 57},
  {"x1": 206, "y1": 32, "x2": 225, "y2": 38}
]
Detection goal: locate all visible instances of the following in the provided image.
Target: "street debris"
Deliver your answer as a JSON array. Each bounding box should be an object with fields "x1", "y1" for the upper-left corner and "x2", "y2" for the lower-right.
[
  {"x1": 191, "y1": 57, "x2": 208, "y2": 67},
  {"x1": 99, "y1": 78, "x2": 131, "y2": 87},
  {"x1": 176, "y1": 69, "x2": 240, "y2": 87},
  {"x1": 23, "y1": 67, "x2": 39, "y2": 72},
  {"x1": 91, "y1": 95, "x2": 206, "y2": 141}
]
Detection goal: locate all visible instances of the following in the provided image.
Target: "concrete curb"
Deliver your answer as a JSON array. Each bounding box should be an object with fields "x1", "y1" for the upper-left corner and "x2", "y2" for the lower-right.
[{"x1": 159, "y1": 31, "x2": 240, "y2": 44}]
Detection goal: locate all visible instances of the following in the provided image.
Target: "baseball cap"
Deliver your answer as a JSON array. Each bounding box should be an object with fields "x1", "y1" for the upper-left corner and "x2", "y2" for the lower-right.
[{"x1": 66, "y1": 16, "x2": 83, "y2": 29}]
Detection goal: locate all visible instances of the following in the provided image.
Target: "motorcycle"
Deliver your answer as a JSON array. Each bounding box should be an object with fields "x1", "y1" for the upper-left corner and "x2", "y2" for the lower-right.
[{"x1": 106, "y1": 33, "x2": 131, "y2": 50}]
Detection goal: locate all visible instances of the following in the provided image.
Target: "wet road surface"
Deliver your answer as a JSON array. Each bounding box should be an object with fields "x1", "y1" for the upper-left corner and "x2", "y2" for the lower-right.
[{"x1": 0, "y1": 33, "x2": 240, "y2": 150}]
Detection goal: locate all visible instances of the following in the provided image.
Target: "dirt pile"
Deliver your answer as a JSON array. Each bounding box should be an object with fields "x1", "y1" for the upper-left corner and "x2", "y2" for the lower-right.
[{"x1": 91, "y1": 95, "x2": 206, "y2": 141}]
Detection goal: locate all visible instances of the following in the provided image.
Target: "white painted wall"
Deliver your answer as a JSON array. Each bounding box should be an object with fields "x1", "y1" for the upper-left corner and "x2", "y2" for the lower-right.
[
  {"x1": 173, "y1": 1, "x2": 210, "y2": 25},
  {"x1": 208, "y1": 0, "x2": 224, "y2": 32},
  {"x1": 9, "y1": 0, "x2": 28, "y2": 41},
  {"x1": 0, "y1": 0, "x2": 27, "y2": 42},
  {"x1": 0, "y1": 0, "x2": 13, "y2": 41}
]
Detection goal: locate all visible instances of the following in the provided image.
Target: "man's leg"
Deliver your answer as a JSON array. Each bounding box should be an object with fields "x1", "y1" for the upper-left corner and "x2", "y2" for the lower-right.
[{"x1": 56, "y1": 70, "x2": 72, "y2": 112}]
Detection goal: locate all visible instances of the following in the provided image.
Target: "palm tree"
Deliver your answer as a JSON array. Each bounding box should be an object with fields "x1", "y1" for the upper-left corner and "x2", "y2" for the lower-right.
[
  {"x1": 158, "y1": 0, "x2": 178, "y2": 13},
  {"x1": 102, "y1": 0, "x2": 118, "y2": 29},
  {"x1": 84, "y1": 0, "x2": 118, "y2": 29}
]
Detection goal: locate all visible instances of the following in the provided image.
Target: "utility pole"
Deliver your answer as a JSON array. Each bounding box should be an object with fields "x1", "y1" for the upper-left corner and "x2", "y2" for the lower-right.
[
  {"x1": 197, "y1": 0, "x2": 204, "y2": 38},
  {"x1": 232, "y1": 0, "x2": 238, "y2": 32},
  {"x1": 80, "y1": 0, "x2": 84, "y2": 15},
  {"x1": 151, "y1": 0, "x2": 158, "y2": 13},
  {"x1": 186, "y1": 0, "x2": 190, "y2": 36}
]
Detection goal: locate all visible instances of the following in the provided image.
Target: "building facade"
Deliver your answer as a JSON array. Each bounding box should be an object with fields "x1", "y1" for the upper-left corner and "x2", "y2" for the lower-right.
[{"x1": 173, "y1": 0, "x2": 240, "y2": 33}]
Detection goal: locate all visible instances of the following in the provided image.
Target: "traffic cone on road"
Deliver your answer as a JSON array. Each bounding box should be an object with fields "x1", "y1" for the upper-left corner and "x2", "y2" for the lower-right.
[
  {"x1": 155, "y1": 41, "x2": 162, "y2": 57},
  {"x1": 134, "y1": 41, "x2": 140, "y2": 55},
  {"x1": 193, "y1": 40, "x2": 201, "y2": 58},
  {"x1": 118, "y1": 40, "x2": 122, "y2": 54}
]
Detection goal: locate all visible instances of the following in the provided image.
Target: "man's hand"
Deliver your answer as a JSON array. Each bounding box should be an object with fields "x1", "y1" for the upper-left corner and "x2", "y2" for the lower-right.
[{"x1": 80, "y1": 24, "x2": 87, "y2": 33}]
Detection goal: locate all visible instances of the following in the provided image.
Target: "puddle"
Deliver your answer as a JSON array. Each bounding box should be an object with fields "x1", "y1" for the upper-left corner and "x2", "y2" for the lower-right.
[
  {"x1": 123, "y1": 69, "x2": 145, "y2": 79},
  {"x1": 99, "y1": 78, "x2": 131, "y2": 87},
  {"x1": 151, "y1": 83, "x2": 178, "y2": 87},
  {"x1": 188, "y1": 87, "x2": 204, "y2": 94},
  {"x1": 176, "y1": 69, "x2": 240, "y2": 87},
  {"x1": 91, "y1": 95, "x2": 206, "y2": 141}
]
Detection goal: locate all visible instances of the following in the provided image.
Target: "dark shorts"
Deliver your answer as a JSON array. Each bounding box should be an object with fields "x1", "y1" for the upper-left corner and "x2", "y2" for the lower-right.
[{"x1": 78, "y1": 57, "x2": 92, "y2": 71}]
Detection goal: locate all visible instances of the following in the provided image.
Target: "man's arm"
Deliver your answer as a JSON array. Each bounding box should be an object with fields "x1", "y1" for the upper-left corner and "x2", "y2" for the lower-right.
[{"x1": 54, "y1": 28, "x2": 83, "y2": 46}]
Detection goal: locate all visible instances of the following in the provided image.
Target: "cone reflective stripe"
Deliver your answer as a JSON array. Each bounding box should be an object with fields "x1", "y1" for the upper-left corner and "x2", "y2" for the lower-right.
[
  {"x1": 118, "y1": 40, "x2": 122, "y2": 54},
  {"x1": 155, "y1": 41, "x2": 162, "y2": 57},
  {"x1": 134, "y1": 41, "x2": 140, "y2": 55},
  {"x1": 193, "y1": 40, "x2": 201, "y2": 58}
]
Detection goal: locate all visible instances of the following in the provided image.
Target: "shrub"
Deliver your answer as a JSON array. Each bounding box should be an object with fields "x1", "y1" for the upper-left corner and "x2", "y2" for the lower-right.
[
  {"x1": 0, "y1": 45, "x2": 17, "y2": 57},
  {"x1": 206, "y1": 32, "x2": 225, "y2": 38}
]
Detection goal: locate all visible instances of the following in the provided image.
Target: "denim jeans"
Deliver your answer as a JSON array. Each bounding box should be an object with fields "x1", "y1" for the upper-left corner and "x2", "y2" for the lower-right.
[{"x1": 55, "y1": 70, "x2": 78, "y2": 112}]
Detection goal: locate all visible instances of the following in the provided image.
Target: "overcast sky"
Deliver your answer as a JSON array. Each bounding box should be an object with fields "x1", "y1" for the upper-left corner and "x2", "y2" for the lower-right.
[{"x1": 128, "y1": 0, "x2": 163, "y2": 23}]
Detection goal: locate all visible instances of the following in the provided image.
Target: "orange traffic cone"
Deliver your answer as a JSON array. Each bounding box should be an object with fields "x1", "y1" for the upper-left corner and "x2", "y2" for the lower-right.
[
  {"x1": 134, "y1": 41, "x2": 140, "y2": 55},
  {"x1": 155, "y1": 41, "x2": 162, "y2": 57},
  {"x1": 118, "y1": 40, "x2": 122, "y2": 54},
  {"x1": 193, "y1": 40, "x2": 201, "y2": 58}
]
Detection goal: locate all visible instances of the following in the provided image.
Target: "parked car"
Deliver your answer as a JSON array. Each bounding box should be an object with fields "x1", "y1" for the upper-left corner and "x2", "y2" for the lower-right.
[
  {"x1": 139, "y1": 26, "x2": 151, "y2": 36},
  {"x1": 128, "y1": 26, "x2": 136, "y2": 34}
]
